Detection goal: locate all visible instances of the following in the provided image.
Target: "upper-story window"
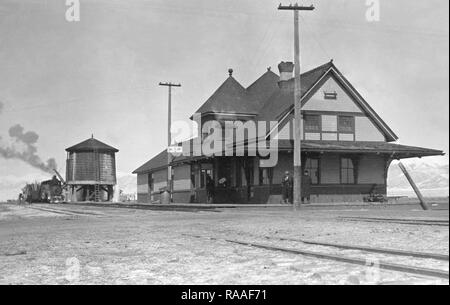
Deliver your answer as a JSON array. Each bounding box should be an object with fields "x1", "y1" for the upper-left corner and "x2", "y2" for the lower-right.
[
  {"x1": 304, "y1": 115, "x2": 321, "y2": 132},
  {"x1": 303, "y1": 114, "x2": 356, "y2": 141},
  {"x1": 338, "y1": 116, "x2": 355, "y2": 133}
]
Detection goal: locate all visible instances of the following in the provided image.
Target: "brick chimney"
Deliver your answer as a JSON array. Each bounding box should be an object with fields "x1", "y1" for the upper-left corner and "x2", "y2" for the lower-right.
[{"x1": 278, "y1": 61, "x2": 294, "y2": 89}]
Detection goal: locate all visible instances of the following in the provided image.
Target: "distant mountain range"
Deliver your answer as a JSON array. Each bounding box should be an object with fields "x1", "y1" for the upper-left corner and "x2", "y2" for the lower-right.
[
  {"x1": 116, "y1": 174, "x2": 137, "y2": 195},
  {"x1": 388, "y1": 161, "x2": 449, "y2": 197}
]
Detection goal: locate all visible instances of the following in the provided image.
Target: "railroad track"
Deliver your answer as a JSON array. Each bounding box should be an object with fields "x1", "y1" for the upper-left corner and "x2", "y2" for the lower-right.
[
  {"x1": 270, "y1": 236, "x2": 449, "y2": 261},
  {"x1": 184, "y1": 233, "x2": 449, "y2": 280},
  {"x1": 27, "y1": 205, "x2": 104, "y2": 217},
  {"x1": 70, "y1": 202, "x2": 221, "y2": 213},
  {"x1": 338, "y1": 216, "x2": 449, "y2": 226}
]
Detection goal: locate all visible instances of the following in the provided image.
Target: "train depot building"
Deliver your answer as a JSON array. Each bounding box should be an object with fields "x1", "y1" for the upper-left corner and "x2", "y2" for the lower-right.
[{"x1": 133, "y1": 61, "x2": 443, "y2": 204}]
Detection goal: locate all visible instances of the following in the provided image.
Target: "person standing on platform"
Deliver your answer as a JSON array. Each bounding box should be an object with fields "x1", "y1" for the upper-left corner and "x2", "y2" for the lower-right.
[
  {"x1": 302, "y1": 170, "x2": 312, "y2": 204},
  {"x1": 206, "y1": 174, "x2": 215, "y2": 204},
  {"x1": 281, "y1": 171, "x2": 293, "y2": 204}
]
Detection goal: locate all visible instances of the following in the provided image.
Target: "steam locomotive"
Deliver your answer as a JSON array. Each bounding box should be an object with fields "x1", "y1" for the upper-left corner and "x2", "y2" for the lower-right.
[{"x1": 21, "y1": 170, "x2": 66, "y2": 204}]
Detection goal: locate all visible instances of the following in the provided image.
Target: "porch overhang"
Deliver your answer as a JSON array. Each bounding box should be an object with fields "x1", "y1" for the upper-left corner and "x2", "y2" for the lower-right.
[
  {"x1": 133, "y1": 140, "x2": 444, "y2": 174},
  {"x1": 276, "y1": 140, "x2": 445, "y2": 159}
]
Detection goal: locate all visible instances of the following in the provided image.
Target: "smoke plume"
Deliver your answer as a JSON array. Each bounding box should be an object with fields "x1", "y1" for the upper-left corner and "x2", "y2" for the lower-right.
[{"x1": 0, "y1": 123, "x2": 57, "y2": 174}]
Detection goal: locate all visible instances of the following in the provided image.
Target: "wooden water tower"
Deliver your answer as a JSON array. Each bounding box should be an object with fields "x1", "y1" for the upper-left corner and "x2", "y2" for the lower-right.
[{"x1": 65, "y1": 136, "x2": 119, "y2": 202}]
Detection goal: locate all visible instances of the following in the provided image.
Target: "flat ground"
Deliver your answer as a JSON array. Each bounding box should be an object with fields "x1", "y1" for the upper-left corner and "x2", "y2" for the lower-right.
[{"x1": 0, "y1": 201, "x2": 448, "y2": 285}]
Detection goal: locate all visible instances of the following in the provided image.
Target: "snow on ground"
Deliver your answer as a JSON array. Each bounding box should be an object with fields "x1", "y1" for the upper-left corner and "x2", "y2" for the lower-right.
[{"x1": 0, "y1": 203, "x2": 448, "y2": 285}]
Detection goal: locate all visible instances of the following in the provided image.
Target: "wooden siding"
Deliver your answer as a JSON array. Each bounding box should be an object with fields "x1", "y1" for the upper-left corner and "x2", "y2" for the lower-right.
[
  {"x1": 322, "y1": 115, "x2": 337, "y2": 132},
  {"x1": 358, "y1": 155, "x2": 386, "y2": 184},
  {"x1": 322, "y1": 133, "x2": 338, "y2": 141},
  {"x1": 320, "y1": 154, "x2": 341, "y2": 184},
  {"x1": 173, "y1": 165, "x2": 191, "y2": 191},
  {"x1": 275, "y1": 122, "x2": 291, "y2": 140},
  {"x1": 192, "y1": 184, "x2": 386, "y2": 204},
  {"x1": 339, "y1": 133, "x2": 355, "y2": 141},
  {"x1": 152, "y1": 169, "x2": 168, "y2": 192},
  {"x1": 66, "y1": 157, "x2": 73, "y2": 182},
  {"x1": 305, "y1": 132, "x2": 321, "y2": 140},
  {"x1": 303, "y1": 76, "x2": 363, "y2": 113},
  {"x1": 355, "y1": 116, "x2": 385, "y2": 142},
  {"x1": 172, "y1": 190, "x2": 192, "y2": 203},
  {"x1": 311, "y1": 184, "x2": 386, "y2": 195},
  {"x1": 66, "y1": 152, "x2": 116, "y2": 184},
  {"x1": 137, "y1": 193, "x2": 150, "y2": 203},
  {"x1": 137, "y1": 174, "x2": 148, "y2": 194}
]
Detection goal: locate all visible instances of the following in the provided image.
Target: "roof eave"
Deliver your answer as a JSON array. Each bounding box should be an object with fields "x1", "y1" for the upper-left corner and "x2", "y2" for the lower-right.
[{"x1": 66, "y1": 148, "x2": 119, "y2": 153}]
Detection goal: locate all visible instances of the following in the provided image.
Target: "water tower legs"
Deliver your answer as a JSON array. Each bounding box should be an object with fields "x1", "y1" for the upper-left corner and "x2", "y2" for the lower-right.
[{"x1": 66, "y1": 184, "x2": 115, "y2": 203}]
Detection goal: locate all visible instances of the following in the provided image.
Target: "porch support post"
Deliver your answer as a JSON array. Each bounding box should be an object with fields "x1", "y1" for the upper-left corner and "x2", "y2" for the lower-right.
[{"x1": 398, "y1": 162, "x2": 429, "y2": 210}]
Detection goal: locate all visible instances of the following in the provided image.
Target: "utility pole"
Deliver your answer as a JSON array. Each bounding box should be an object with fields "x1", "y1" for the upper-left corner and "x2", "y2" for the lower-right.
[
  {"x1": 278, "y1": 3, "x2": 315, "y2": 210},
  {"x1": 159, "y1": 82, "x2": 181, "y2": 203}
]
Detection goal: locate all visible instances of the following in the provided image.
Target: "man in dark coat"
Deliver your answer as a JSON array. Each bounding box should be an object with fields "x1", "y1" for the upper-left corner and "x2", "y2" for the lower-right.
[
  {"x1": 302, "y1": 170, "x2": 313, "y2": 204},
  {"x1": 206, "y1": 174, "x2": 215, "y2": 204},
  {"x1": 281, "y1": 171, "x2": 293, "y2": 204}
]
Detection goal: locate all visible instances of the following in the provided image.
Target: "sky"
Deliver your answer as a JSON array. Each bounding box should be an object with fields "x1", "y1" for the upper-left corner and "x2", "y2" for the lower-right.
[{"x1": 0, "y1": 0, "x2": 449, "y2": 200}]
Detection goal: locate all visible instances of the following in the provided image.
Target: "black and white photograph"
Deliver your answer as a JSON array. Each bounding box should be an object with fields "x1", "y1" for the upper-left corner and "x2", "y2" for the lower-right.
[{"x1": 0, "y1": 0, "x2": 448, "y2": 290}]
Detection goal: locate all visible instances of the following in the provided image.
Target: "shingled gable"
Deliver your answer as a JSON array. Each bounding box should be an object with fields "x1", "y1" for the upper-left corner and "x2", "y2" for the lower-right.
[
  {"x1": 193, "y1": 74, "x2": 251, "y2": 115},
  {"x1": 246, "y1": 69, "x2": 280, "y2": 106},
  {"x1": 193, "y1": 69, "x2": 281, "y2": 117},
  {"x1": 132, "y1": 150, "x2": 167, "y2": 174},
  {"x1": 260, "y1": 60, "x2": 398, "y2": 142},
  {"x1": 132, "y1": 142, "x2": 195, "y2": 174},
  {"x1": 66, "y1": 137, "x2": 119, "y2": 153}
]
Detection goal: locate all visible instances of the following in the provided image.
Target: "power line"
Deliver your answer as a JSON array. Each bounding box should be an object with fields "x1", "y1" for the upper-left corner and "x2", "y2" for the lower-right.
[
  {"x1": 300, "y1": 14, "x2": 332, "y2": 61},
  {"x1": 0, "y1": 85, "x2": 154, "y2": 114}
]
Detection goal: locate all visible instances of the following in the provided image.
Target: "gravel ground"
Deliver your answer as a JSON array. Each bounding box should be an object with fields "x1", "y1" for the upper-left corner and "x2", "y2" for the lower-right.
[{"x1": 0, "y1": 203, "x2": 448, "y2": 285}]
